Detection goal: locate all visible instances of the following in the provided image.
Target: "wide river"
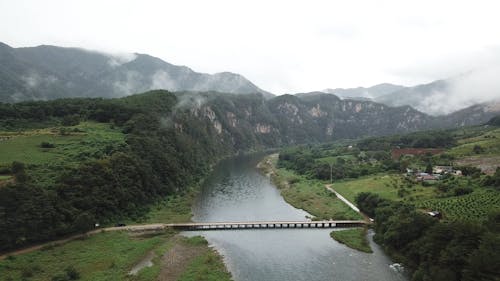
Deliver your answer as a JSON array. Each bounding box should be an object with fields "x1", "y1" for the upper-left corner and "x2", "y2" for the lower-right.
[{"x1": 187, "y1": 153, "x2": 407, "y2": 281}]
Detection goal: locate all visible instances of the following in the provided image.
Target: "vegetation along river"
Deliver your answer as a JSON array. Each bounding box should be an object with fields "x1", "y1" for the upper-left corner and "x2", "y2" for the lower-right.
[{"x1": 187, "y1": 153, "x2": 407, "y2": 281}]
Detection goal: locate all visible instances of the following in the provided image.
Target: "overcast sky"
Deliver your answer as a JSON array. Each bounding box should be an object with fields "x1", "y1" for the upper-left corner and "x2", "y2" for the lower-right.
[{"x1": 1, "y1": 0, "x2": 499, "y2": 94}]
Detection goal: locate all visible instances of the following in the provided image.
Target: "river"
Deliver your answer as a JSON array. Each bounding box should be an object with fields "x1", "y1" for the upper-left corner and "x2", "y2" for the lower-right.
[{"x1": 187, "y1": 153, "x2": 407, "y2": 281}]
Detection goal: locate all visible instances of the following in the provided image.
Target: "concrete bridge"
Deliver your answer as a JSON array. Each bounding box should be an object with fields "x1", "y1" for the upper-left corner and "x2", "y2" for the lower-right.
[{"x1": 166, "y1": 220, "x2": 366, "y2": 231}]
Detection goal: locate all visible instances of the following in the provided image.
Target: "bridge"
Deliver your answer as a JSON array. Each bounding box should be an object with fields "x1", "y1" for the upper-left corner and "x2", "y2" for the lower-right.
[
  {"x1": 0, "y1": 220, "x2": 368, "y2": 259},
  {"x1": 165, "y1": 220, "x2": 367, "y2": 231}
]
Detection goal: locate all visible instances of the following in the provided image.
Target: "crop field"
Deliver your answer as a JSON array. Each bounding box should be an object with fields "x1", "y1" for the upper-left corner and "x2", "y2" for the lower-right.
[{"x1": 415, "y1": 188, "x2": 500, "y2": 222}]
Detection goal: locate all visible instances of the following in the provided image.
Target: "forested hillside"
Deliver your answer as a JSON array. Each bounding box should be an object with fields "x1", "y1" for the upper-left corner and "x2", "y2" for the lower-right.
[{"x1": 0, "y1": 91, "x2": 233, "y2": 251}]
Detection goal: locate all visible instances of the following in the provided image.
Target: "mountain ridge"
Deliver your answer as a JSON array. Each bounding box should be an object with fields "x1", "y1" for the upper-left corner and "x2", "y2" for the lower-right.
[{"x1": 0, "y1": 42, "x2": 273, "y2": 102}]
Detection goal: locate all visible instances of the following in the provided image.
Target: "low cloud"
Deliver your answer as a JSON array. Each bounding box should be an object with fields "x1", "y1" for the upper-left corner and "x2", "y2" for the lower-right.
[
  {"x1": 175, "y1": 93, "x2": 207, "y2": 110},
  {"x1": 418, "y1": 66, "x2": 500, "y2": 115},
  {"x1": 112, "y1": 70, "x2": 143, "y2": 96},
  {"x1": 151, "y1": 70, "x2": 178, "y2": 91},
  {"x1": 107, "y1": 53, "x2": 137, "y2": 67},
  {"x1": 22, "y1": 72, "x2": 58, "y2": 88}
]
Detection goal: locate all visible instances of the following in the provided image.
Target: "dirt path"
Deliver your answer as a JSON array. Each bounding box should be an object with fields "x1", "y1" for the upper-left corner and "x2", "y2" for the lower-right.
[
  {"x1": 325, "y1": 184, "x2": 373, "y2": 222},
  {"x1": 0, "y1": 223, "x2": 169, "y2": 260},
  {"x1": 157, "y1": 236, "x2": 208, "y2": 281}
]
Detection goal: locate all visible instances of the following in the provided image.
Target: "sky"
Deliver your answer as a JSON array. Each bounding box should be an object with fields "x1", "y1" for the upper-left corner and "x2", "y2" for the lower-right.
[{"x1": 1, "y1": 0, "x2": 500, "y2": 94}]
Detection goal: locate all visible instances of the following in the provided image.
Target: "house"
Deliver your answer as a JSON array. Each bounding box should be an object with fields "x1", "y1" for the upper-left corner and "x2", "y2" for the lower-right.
[
  {"x1": 422, "y1": 175, "x2": 438, "y2": 181},
  {"x1": 433, "y1": 166, "x2": 453, "y2": 174},
  {"x1": 416, "y1": 173, "x2": 438, "y2": 182},
  {"x1": 427, "y1": 211, "x2": 442, "y2": 219}
]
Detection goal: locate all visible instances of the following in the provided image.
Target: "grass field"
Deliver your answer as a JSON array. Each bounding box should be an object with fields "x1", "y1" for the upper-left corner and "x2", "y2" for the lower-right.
[
  {"x1": 0, "y1": 231, "x2": 168, "y2": 281},
  {"x1": 178, "y1": 237, "x2": 232, "y2": 281},
  {"x1": 0, "y1": 122, "x2": 127, "y2": 187},
  {"x1": 330, "y1": 228, "x2": 372, "y2": 253},
  {"x1": 415, "y1": 188, "x2": 500, "y2": 222},
  {"x1": 0, "y1": 175, "x2": 11, "y2": 181},
  {"x1": 0, "y1": 232, "x2": 231, "y2": 281},
  {"x1": 0, "y1": 122, "x2": 125, "y2": 166},
  {"x1": 449, "y1": 127, "x2": 500, "y2": 157},
  {"x1": 332, "y1": 174, "x2": 437, "y2": 204},
  {"x1": 262, "y1": 155, "x2": 362, "y2": 220}
]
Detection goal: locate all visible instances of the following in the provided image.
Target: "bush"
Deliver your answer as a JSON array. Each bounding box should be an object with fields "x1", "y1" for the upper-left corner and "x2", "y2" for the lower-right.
[
  {"x1": 40, "y1": 141, "x2": 55, "y2": 148},
  {"x1": 61, "y1": 115, "x2": 80, "y2": 126},
  {"x1": 454, "y1": 186, "x2": 473, "y2": 196},
  {"x1": 65, "y1": 266, "x2": 80, "y2": 280},
  {"x1": 473, "y1": 145, "x2": 484, "y2": 154}
]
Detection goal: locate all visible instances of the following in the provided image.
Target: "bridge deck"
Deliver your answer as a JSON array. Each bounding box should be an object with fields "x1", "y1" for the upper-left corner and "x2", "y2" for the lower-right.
[{"x1": 165, "y1": 220, "x2": 366, "y2": 231}]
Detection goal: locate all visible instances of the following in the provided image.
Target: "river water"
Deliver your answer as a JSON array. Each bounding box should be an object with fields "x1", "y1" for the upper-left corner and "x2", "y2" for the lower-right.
[{"x1": 187, "y1": 154, "x2": 407, "y2": 281}]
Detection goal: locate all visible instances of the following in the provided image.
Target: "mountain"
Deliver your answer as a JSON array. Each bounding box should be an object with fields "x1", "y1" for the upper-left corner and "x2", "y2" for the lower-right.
[
  {"x1": 322, "y1": 83, "x2": 405, "y2": 100},
  {"x1": 165, "y1": 91, "x2": 499, "y2": 147},
  {"x1": 291, "y1": 92, "x2": 500, "y2": 135},
  {"x1": 322, "y1": 75, "x2": 500, "y2": 116},
  {"x1": 373, "y1": 79, "x2": 449, "y2": 114},
  {"x1": 0, "y1": 42, "x2": 273, "y2": 102}
]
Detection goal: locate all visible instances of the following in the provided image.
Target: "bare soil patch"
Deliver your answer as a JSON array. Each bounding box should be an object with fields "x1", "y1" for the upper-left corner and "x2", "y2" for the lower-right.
[
  {"x1": 157, "y1": 236, "x2": 208, "y2": 281},
  {"x1": 455, "y1": 155, "x2": 500, "y2": 175}
]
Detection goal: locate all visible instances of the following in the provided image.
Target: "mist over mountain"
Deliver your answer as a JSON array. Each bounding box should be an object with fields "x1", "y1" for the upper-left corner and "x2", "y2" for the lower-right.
[
  {"x1": 321, "y1": 71, "x2": 500, "y2": 116},
  {"x1": 0, "y1": 42, "x2": 273, "y2": 102},
  {"x1": 322, "y1": 83, "x2": 405, "y2": 100}
]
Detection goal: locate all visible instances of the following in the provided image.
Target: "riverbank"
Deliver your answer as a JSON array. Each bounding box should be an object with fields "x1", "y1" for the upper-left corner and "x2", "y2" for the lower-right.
[
  {"x1": 330, "y1": 228, "x2": 373, "y2": 253},
  {"x1": 258, "y1": 154, "x2": 372, "y2": 253},
  {"x1": 0, "y1": 189, "x2": 232, "y2": 281},
  {"x1": 258, "y1": 154, "x2": 362, "y2": 220}
]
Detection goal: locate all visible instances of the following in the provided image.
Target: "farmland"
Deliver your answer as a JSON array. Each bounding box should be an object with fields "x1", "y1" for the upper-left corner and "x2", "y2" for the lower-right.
[{"x1": 416, "y1": 188, "x2": 500, "y2": 222}]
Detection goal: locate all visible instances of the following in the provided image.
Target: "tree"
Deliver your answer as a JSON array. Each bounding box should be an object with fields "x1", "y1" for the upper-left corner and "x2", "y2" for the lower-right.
[
  {"x1": 11, "y1": 161, "x2": 28, "y2": 183},
  {"x1": 425, "y1": 162, "x2": 433, "y2": 174},
  {"x1": 473, "y1": 145, "x2": 484, "y2": 154}
]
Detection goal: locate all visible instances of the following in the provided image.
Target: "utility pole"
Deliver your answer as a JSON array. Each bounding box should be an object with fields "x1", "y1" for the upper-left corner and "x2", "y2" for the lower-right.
[{"x1": 329, "y1": 162, "x2": 333, "y2": 184}]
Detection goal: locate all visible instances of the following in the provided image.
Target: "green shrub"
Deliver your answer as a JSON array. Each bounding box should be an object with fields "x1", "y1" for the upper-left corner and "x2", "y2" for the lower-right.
[{"x1": 40, "y1": 141, "x2": 55, "y2": 148}]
